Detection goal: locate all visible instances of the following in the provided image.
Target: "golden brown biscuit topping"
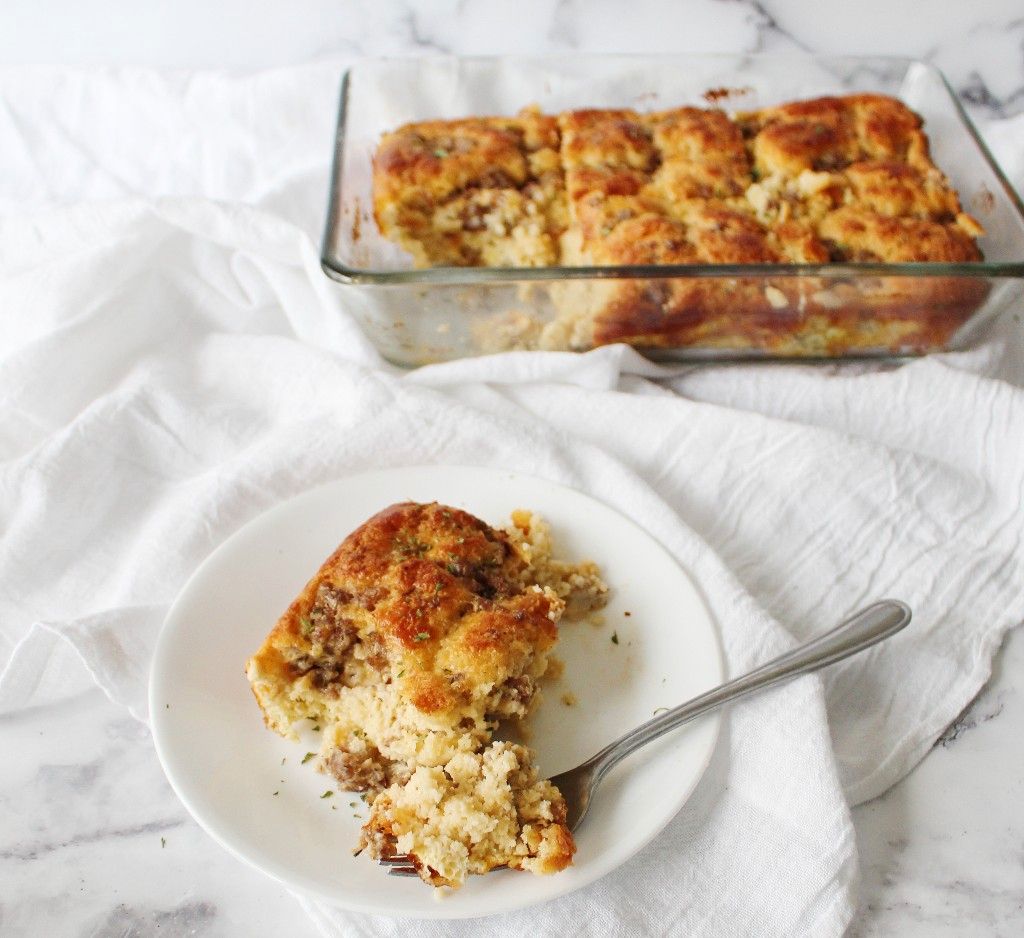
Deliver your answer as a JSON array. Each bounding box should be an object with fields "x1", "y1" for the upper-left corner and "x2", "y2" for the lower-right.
[
  {"x1": 373, "y1": 94, "x2": 982, "y2": 270},
  {"x1": 372, "y1": 94, "x2": 986, "y2": 357}
]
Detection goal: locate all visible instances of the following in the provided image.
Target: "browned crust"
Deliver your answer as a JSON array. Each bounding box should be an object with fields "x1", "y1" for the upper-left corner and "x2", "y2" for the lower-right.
[
  {"x1": 592, "y1": 277, "x2": 989, "y2": 354},
  {"x1": 372, "y1": 108, "x2": 565, "y2": 267},
  {"x1": 372, "y1": 94, "x2": 987, "y2": 355},
  {"x1": 248, "y1": 502, "x2": 561, "y2": 719}
]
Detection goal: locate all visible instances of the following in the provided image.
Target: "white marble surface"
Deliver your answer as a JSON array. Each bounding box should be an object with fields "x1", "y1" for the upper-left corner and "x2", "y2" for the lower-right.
[
  {"x1": 1, "y1": 1, "x2": 1023, "y2": 936},
  {"x1": 0, "y1": 0, "x2": 1022, "y2": 121}
]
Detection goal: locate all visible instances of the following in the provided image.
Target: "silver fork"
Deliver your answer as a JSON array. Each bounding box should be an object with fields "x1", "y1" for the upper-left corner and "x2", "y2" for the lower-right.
[{"x1": 380, "y1": 599, "x2": 911, "y2": 876}]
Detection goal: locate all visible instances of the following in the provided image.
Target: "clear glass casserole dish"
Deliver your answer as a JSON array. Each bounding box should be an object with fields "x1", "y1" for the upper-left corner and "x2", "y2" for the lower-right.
[{"x1": 320, "y1": 53, "x2": 1024, "y2": 367}]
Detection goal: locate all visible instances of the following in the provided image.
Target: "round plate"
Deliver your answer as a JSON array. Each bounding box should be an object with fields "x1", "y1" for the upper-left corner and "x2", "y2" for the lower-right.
[{"x1": 150, "y1": 465, "x2": 723, "y2": 919}]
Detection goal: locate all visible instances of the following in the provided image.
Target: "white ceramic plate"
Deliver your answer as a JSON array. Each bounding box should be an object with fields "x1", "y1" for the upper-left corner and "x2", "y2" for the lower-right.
[{"x1": 150, "y1": 465, "x2": 723, "y2": 919}]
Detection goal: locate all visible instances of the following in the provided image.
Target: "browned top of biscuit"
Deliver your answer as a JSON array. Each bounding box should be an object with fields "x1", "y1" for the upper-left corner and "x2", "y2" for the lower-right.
[
  {"x1": 248, "y1": 502, "x2": 560, "y2": 719},
  {"x1": 372, "y1": 94, "x2": 982, "y2": 269}
]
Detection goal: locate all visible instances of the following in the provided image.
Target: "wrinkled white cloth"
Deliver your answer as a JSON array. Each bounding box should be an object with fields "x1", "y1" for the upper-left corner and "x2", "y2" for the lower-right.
[{"x1": 2, "y1": 63, "x2": 1024, "y2": 938}]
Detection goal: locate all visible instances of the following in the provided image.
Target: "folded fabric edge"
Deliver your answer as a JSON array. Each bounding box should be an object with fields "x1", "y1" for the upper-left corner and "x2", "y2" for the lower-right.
[
  {"x1": 0, "y1": 624, "x2": 80, "y2": 714},
  {"x1": 845, "y1": 614, "x2": 1024, "y2": 807},
  {"x1": 0, "y1": 607, "x2": 166, "y2": 725}
]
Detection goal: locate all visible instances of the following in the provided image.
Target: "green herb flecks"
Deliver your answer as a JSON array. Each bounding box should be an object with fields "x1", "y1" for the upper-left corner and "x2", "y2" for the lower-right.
[
  {"x1": 302, "y1": 752, "x2": 316, "y2": 764},
  {"x1": 397, "y1": 538, "x2": 429, "y2": 557}
]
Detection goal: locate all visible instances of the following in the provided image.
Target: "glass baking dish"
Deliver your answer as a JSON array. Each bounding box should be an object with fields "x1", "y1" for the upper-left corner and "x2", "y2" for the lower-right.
[{"x1": 321, "y1": 54, "x2": 1024, "y2": 367}]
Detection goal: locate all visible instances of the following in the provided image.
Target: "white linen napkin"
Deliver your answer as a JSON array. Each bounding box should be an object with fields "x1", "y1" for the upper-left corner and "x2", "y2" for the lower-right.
[{"x1": 2, "y1": 64, "x2": 1023, "y2": 937}]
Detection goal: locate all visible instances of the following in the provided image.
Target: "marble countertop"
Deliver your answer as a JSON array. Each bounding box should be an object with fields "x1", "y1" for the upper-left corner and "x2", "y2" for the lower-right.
[
  {"x1": 1, "y1": 1, "x2": 1022, "y2": 935},
  {"x1": 0, "y1": 0, "x2": 1021, "y2": 123}
]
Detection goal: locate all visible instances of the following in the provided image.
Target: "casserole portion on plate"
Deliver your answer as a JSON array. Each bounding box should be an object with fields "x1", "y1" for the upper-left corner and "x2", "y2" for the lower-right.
[{"x1": 246, "y1": 501, "x2": 606, "y2": 886}]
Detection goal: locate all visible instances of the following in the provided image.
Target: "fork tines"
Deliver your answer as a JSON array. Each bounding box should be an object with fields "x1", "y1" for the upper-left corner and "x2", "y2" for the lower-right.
[
  {"x1": 378, "y1": 854, "x2": 419, "y2": 876},
  {"x1": 377, "y1": 854, "x2": 512, "y2": 877}
]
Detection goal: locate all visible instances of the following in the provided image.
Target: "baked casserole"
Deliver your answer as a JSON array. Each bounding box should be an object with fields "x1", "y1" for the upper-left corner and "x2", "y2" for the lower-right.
[
  {"x1": 372, "y1": 94, "x2": 986, "y2": 355},
  {"x1": 246, "y1": 501, "x2": 606, "y2": 887}
]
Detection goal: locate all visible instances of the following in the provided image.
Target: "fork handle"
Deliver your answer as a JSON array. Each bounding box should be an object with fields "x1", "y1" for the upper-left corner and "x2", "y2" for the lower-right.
[{"x1": 586, "y1": 599, "x2": 912, "y2": 785}]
